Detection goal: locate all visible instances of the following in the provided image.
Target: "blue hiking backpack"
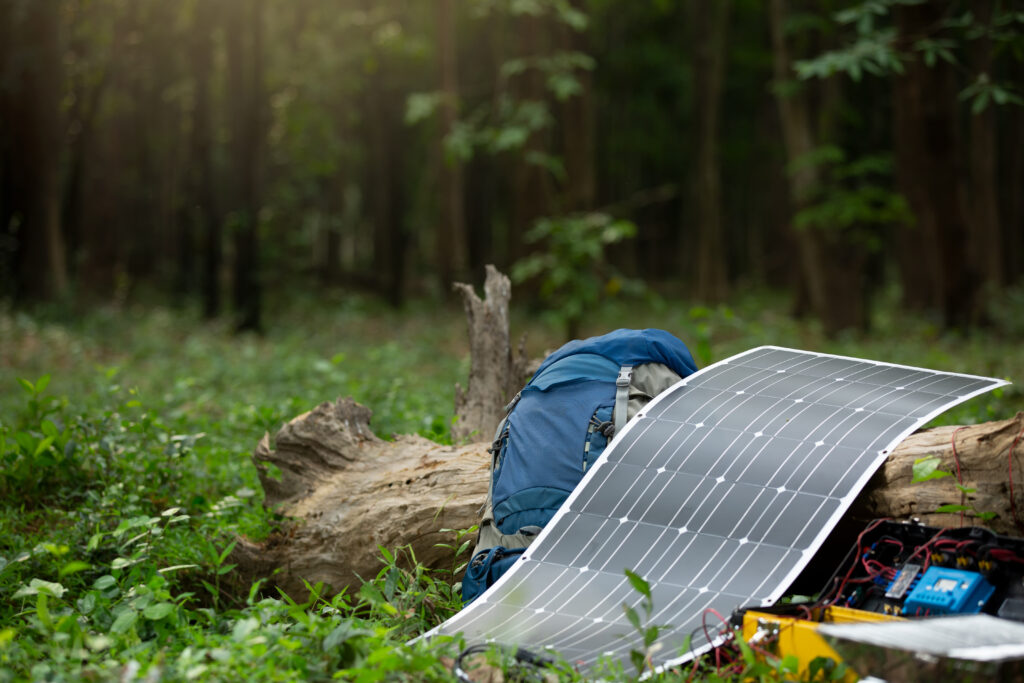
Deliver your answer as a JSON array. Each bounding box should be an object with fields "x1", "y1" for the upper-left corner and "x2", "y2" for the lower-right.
[{"x1": 461, "y1": 328, "x2": 698, "y2": 604}]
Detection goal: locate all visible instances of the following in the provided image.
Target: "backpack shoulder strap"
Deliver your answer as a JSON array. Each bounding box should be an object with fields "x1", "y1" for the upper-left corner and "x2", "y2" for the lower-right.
[{"x1": 613, "y1": 365, "x2": 633, "y2": 436}]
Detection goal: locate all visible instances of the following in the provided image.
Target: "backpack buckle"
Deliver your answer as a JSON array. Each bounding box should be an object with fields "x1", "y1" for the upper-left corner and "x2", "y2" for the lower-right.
[{"x1": 616, "y1": 366, "x2": 632, "y2": 387}]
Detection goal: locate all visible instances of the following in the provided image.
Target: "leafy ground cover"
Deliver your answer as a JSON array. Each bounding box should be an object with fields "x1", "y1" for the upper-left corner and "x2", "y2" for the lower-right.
[{"x1": 1, "y1": 286, "x2": 1022, "y2": 681}]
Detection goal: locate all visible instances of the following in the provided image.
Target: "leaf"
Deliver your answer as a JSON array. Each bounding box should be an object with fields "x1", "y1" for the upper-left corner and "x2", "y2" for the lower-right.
[
  {"x1": 36, "y1": 593, "x2": 52, "y2": 630},
  {"x1": 383, "y1": 567, "x2": 400, "y2": 601},
  {"x1": 231, "y1": 617, "x2": 259, "y2": 642},
  {"x1": 143, "y1": 602, "x2": 175, "y2": 620},
  {"x1": 35, "y1": 375, "x2": 51, "y2": 394},
  {"x1": 404, "y1": 91, "x2": 442, "y2": 125},
  {"x1": 624, "y1": 569, "x2": 651, "y2": 601},
  {"x1": 629, "y1": 650, "x2": 646, "y2": 675},
  {"x1": 323, "y1": 620, "x2": 370, "y2": 652},
  {"x1": 33, "y1": 436, "x2": 55, "y2": 458},
  {"x1": 94, "y1": 575, "x2": 117, "y2": 590},
  {"x1": 779, "y1": 654, "x2": 801, "y2": 674},
  {"x1": 29, "y1": 578, "x2": 66, "y2": 598},
  {"x1": 59, "y1": 561, "x2": 91, "y2": 577},
  {"x1": 217, "y1": 540, "x2": 237, "y2": 566},
  {"x1": 935, "y1": 504, "x2": 970, "y2": 513},
  {"x1": 17, "y1": 378, "x2": 35, "y2": 394},
  {"x1": 623, "y1": 604, "x2": 641, "y2": 633},
  {"x1": 77, "y1": 592, "x2": 96, "y2": 615},
  {"x1": 110, "y1": 609, "x2": 138, "y2": 634},
  {"x1": 912, "y1": 456, "x2": 953, "y2": 483},
  {"x1": 735, "y1": 634, "x2": 757, "y2": 666}
]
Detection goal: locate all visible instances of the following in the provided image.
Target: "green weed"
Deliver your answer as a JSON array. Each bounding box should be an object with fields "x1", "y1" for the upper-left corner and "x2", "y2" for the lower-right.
[{"x1": 0, "y1": 291, "x2": 1021, "y2": 681}]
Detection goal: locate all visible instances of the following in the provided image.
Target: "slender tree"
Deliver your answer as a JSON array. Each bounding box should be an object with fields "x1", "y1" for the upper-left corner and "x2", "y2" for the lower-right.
[
  {"x1": 227, "y1": 0, "x2": 266, "y2": 331},
  {"x1": 435, "y1": 0, "x2": 467, "y2": 296},
  {"x1": 188, "y1": 0, "x2": 222, "y2": 318},
  {"x1": 691, "y1": 0, "x2": 731, "y2": 303},
  {"x1": 968, "y1": 0, "x2": 1003, "y2": 290},
  {"x1": 892, "y1": 1, "x2": 977, "y2": 328},
  {"x1": 559, "y1": 0, "x2": 595, "y2": 213},
  {"x1": 10, "y1": 0, "x2": 68, "y2": 301},
  {"x1": 768, "y1": 0, "x2": 828, "y2": 320}
]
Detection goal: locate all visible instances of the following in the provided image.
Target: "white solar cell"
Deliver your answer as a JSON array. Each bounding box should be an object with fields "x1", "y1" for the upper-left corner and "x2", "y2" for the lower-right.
[{"x1": 423, "y1": 346, "x2": 1008, "y2": 673}]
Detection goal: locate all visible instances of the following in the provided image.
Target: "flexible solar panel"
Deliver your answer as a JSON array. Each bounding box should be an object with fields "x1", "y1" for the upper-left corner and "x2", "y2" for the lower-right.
[{"x1": 425, "y1": 346, "x2": 1008, "y2": 673}]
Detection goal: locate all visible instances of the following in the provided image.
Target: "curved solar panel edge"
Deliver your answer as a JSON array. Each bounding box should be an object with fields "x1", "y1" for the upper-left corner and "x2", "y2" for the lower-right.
[{"x1": 419, "y1": 346, "x2": 1009, "y2": 675}]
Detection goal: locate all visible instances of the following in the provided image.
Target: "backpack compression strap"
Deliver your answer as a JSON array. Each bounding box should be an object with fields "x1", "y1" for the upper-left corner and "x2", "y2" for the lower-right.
[{"x1": 613, "y1": 365, "x2": 633, "y2": 437}]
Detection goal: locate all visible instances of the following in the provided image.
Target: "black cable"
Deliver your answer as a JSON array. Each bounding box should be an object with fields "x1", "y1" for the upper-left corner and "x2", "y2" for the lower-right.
[{"x1": 453, "y1": 642, "x2": 557, "y2": 683}]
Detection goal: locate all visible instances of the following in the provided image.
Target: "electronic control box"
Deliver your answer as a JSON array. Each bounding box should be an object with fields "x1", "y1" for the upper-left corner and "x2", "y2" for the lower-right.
[{"x1": 821, "y1": 520, "x2": 1024, "y2": 620}]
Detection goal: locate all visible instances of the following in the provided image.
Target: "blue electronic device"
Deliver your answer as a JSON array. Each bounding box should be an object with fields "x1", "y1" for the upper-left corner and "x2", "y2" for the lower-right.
[{"x1": 902, "y1": 566, "x2": 995, "y2": 616}]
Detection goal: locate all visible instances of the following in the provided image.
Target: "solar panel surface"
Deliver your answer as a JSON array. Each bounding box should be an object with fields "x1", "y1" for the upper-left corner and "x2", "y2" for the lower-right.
[{"x1": 426, "y1": 347, "x2": 1008, "y2": 673}]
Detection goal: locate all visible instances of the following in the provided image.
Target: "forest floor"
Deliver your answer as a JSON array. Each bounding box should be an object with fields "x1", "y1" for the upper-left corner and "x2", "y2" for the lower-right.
[{"x1": 1, "y1": 285, "x2": 1023, "y2": 681}]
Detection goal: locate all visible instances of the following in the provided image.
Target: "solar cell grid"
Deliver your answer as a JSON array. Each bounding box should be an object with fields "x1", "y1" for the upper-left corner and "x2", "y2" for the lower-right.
[{"x1": 424, "y1": 346, "x2": 1008, "y2": 673}]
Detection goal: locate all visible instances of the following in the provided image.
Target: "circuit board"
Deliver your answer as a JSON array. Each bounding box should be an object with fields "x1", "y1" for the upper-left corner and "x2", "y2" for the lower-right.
[{"x1": 818, "y1": 520, "x2": 1024, "y2": 620}]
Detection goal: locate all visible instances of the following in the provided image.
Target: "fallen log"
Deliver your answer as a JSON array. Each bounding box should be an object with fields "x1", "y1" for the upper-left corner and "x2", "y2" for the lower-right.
[
  {"x1": 231, "y1": 398, "x2": 1024, "y2": 599},
  {"x1": 852, "y1": 412, "x2": 1024, "y2": 533}
]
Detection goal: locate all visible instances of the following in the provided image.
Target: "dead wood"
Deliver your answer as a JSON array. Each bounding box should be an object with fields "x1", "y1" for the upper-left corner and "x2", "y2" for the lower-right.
[
  {"x1": 850, "y1": 411, "x2": 1024, "y2": 535},
  {"x1": 451, "y1": 265, "x2": 528, "y2": 442},
  {"x1": 233, "y1": 397, "x2": 1023, "y2": 598}
]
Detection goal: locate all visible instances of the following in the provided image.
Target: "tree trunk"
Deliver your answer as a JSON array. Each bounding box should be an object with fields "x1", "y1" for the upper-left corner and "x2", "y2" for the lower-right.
[
  {"x1": 436, "y1": 0, "x2": 467, "y2": 297},
  {"x1": 1005, "y1": 90, "x2": 1024, "y2": 284},
  {"x1": 768, "y1": 0, "x2": 829, "y2": 326},
  {"x1": 232, "y1": 395, "x2": 1024, "y2": 598},
  {"x1": 968, "y1": 0, "x2": 1003, "y2": 291},
  {"x1": 13, "y1": 0, "x2": 68, "y2": 302},
  {"x1": 692, "y1": 0, "x2": 730, "y2": 303},
  {"x1": 892, "y1": 1, "x2": 978, "y2": 329},
  {"x1": 768, "y1": 0, "x2": 869, "y2": 335},
  {"x1": 0, "y1": 0, "x2": 15, "y2": 298},
  {"x1": 192, "y1": 1, "x2": 222, "y2": 319},
  {"x1": 227, "y1": 0, "x2": 265, "y2": 332},
  {"x1": 559, "y1": 0, "x2": 595, "y2": 213},
  {"x1": 365, "y1": 46, "x2": 407, "y2": 308},
  {"x1": 508, "y1": 12, "x2": 551, "y2": 263}
]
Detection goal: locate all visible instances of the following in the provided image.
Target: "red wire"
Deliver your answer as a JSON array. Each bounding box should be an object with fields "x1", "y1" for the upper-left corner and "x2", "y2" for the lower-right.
[
  {"x1": 903, "y1": 527, "x2": 950, "y2": 571},
  {"x1": 827, "y1": 518, "x2": 888, "y2": 605},
  {"x1": 1009, "y1": 421, "x2": 1024, "y2": 535},
  {"x1": 951, "y1": 426, "x2": 966, "y2": 526}
]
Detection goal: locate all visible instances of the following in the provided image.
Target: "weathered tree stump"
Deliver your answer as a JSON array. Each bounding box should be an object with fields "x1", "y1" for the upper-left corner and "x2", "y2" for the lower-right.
[
  {"x1": 231, "y1": 398, "x2": 1024, "y2": 598},
  {"x1": 451, "y1": 265, "x2": 528, "y2": 442}
]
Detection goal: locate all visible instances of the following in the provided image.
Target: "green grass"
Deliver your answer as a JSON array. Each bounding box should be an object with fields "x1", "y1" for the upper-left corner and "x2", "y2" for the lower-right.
[{"x1": 1, "y1": 285, "x2": 1022, "y2": 681}]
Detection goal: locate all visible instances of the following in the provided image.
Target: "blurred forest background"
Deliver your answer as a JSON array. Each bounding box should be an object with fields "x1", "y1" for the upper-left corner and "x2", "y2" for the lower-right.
[
  {"x1": 1, "y1": 0, "x2": 1023, "y2": 337},
  {"x1": 1, "y1": 2, "x2": 1024, "y2": 678}
]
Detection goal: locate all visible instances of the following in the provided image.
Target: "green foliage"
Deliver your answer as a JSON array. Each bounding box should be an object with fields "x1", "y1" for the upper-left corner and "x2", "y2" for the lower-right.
[
  {"x1": 1, "y1": 292, "x2": 1021, "y2": 681},
  {"x1": 621, "y1": 568, "x2": 669, "y2": 676},
  {"x1": 795, "y1": 0, "x2": 1024, "y2": 113},
  {"x1": 406, "y1": 0, "x2": 592, "y2": 170},
  {"x1": 911, "y1": 456, "x2": 998, "y2": 522},
  {"x1": 512, "y1": 213, "x2": 642, "y2": 339},
  {"x1": 791, "y1": 147, "x2": 910, "y2": 251},
  {"x1": 910, "y1": 455, "x2": 952, "y2": 483}
]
